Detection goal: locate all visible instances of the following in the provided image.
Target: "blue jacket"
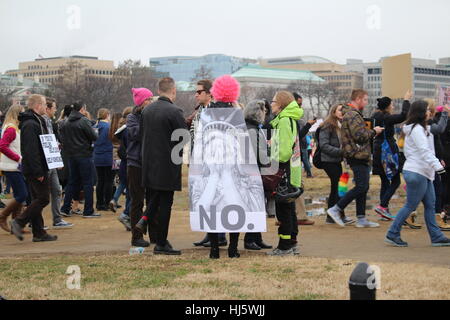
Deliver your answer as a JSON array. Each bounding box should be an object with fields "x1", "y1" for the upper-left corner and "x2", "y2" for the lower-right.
[{"x1": 93, "y1": 120, "x2": 113, "y2": 167}]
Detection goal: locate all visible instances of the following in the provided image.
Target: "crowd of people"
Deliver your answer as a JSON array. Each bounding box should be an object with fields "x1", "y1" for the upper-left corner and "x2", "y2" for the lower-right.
[{"x1": 0, "y1": 74, "x2": 449, "y2": 258}]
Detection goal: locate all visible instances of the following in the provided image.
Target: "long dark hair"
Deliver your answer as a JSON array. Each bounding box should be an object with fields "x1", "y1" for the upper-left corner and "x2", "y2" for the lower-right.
[{"x1": 405, "y1": 100, "x2": 429, "y2": 135}]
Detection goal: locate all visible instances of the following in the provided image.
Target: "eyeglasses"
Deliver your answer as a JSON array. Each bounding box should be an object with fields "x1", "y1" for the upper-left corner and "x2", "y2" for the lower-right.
[{"x1": 196, "y1": 90, "x2": 207, "y2": 95}]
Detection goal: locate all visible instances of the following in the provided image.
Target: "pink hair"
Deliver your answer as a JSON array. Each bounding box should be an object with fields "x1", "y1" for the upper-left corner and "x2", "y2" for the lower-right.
[{"x1": 211, "y1": 75, "x2": 240, "y2": 103}]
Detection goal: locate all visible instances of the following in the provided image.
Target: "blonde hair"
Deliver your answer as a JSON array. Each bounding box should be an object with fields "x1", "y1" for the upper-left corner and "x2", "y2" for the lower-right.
[
  {"x1": 275, "y1": 91, "x2": 295, "y2": 109},
  {"x1": 27, "y1": 94, "x2": 45, "y2": 110},
  {"x1": 425, "y1": 98, "x2": 436, "y2": 117},
  {"x1": 3, "y1": 104, "x2": 24, "y2": 128},
  {"x1": 97, "y1": 108, "x2": 110, "y2": 121}
]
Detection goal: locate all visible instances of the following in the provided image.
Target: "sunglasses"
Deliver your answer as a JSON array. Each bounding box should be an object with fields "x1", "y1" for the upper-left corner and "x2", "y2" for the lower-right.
[{"x1": 196, "y1": 90, "x2": 207, "y2": 95}]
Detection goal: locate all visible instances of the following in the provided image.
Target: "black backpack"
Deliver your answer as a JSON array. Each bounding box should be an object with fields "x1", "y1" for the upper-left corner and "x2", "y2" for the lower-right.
[{"x1": 312, "y1": 127, "x2": 324, "y2": 169}]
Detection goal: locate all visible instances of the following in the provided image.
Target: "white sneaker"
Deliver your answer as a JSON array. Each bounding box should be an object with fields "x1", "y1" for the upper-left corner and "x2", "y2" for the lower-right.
[
  {"x1": 355, "y1": 218, "x2": 380, "y2": 228},
  {"x1": 327, "y1": 206, "x2": 345, "y2": 227}
]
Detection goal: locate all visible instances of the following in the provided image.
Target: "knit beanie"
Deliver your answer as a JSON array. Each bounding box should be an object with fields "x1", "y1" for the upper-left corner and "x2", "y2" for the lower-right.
[
  {"x1": 377, "y1": 97, "x2": 392, "y2": 110},
  {"x1": 132, "y1": 88, "x2": 153, "y2": 107},
  {"x1": 211, "y1": 75, "x2": 240, "y2": 103}
]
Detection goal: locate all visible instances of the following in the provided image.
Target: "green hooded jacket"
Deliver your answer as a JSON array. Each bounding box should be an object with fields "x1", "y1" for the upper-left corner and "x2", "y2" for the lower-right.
[{"x1": 270, "y1": 100, "x2": 304, "y2": 187}]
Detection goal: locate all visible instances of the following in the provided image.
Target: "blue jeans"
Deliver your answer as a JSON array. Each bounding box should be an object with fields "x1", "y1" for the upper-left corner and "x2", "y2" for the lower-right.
[
  {"x1": 61, "y1": 157, "x2": 95, "y2": 215},
  {"x1": 301, "y1": 149, "x2": 312, "y2": 177},
  {"x1": 113, "y1": 182, "x2": 126, "y2": 203},
  {"x1": 337, "y1": 164, "x2": 370, "y2": 218},
  {"x1": 387, "y1": 171, "x2": 447, "y2": 243},
  {"x1": 3, "y1": 171, "x2": 28, "y2": 203}
]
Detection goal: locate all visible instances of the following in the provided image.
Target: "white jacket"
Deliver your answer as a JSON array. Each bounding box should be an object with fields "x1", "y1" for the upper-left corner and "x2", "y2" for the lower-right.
[
  {"x1": 403, "y1": 124, "x2": 444, "y2": 181},
  {"x1": 0, "y1": 123, "x2": 21, "y2": 172}
]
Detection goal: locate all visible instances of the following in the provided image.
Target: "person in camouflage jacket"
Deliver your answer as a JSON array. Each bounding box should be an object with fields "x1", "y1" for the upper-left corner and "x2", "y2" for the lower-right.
[
  {"x1": 326, "y1": 90, "x2": 384, "y2": 229},
  {"x1": 340, "y1": 104, "x2": 376, "y2": 162}
]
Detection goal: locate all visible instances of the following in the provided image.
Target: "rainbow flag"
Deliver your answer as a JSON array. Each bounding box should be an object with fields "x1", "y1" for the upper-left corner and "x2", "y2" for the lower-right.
[{"x1": 338, "y1": 172, "x2": 350, "y2": 197}]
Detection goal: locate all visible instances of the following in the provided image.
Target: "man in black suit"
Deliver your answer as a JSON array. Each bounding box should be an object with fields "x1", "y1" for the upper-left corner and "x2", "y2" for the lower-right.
[{"x1": 140, "y1": 77, "x2": 187, "y2": 255}]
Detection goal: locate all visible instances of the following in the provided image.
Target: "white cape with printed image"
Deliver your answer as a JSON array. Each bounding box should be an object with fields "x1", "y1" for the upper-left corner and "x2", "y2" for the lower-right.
[{"x1": 189, "y1": 108, "x2": 267, "y2": 233}]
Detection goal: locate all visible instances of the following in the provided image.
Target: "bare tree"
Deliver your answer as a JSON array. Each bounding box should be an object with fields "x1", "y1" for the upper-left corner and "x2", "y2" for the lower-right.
[
  {"x1": 49, "y1": 59, "x2": 160, "y2": 115},
  {"x1": 191, "y1": 65, "x2": 213, "y2": 83}
]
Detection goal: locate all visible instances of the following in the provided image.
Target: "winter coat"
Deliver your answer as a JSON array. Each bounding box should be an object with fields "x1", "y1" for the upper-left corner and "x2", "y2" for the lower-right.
[
  {"x1": 115, "y1": 125, "x2": 128, "y2": 184},
  {"x1": 141, "y1": 96, "x2": 187, "y2": 191},
  {"x1": 429, "y1": 112, "x2": 448, "y2": 161},
  {"x1": 340, "y1": 104, "x2": 376, "y2": 164},
  {"x1": 59, "y1": 111, "x2": 98, "y2": 158},
  {"x1": 0, "y1": 124, "x2": 21, "y2": 172},
  {"x1": 439, "y1": 113, "x2": 450, "y2": 163},
  {"x1": 371, "y1": 100, "x2": 410, "y2": 175},
  {"x1": 126, "y1": 107, "x2": 143, "y2": 168},
  {"x1": 319, "y1": 125, "x2": 343, "y2": 163},
  {"x1": 18, "y1": 110, "x2": 49, "y2": 178},
  {"x1": 93, "y1": 120, "x2": 113, "y2": 167},
  {"x1": 270, "y1": 101, "x2": 303, "y2": 187},
  {"x1": 403, "y1": 124, "x2": 444, "y2": 181},
  {"x1": 245, "y1": 118, "x2": 270, "y2": 169}
]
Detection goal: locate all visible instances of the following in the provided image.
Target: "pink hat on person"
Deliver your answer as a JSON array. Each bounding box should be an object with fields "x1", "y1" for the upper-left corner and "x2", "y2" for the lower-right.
[
  {"x1": 211, "y1": 75, "x2": 240, "y2": 103},
  {"x1": 132, "y1": 88, "x2": 153, "y2": 107}
]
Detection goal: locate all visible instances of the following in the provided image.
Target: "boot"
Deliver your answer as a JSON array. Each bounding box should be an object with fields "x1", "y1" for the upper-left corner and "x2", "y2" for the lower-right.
[
  {"x1": 404, "y1": 212, "x2": 422, "y2": 229},
  {"x1": 436, "y1": 214, "x2": 450, "y2": 231},
  {"x1": 193, "y1": 234, "x2": 209, "y2": 247},
  {"x1": 0, "y1": 200, "x2": 22, "y2": 233},
  {"x1": 209, "y1": 247, "x2": 220, "y2": 259},
  {"x1": 228, "y1": 233, "x2": 240, "y2": 258}
]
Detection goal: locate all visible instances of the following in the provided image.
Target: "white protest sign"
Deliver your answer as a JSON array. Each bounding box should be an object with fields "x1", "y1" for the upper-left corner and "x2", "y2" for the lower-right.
[
  {"x1": 189, "y1": 108, "x2": 267, "y2": 233},
  {"x1": 39, "y1": 134, "x2": 64, "y2": 169}
]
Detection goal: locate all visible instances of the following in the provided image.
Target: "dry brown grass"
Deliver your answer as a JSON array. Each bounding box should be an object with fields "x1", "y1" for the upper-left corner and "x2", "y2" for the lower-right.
[{"x1": 1, "y1": 250, "x2": 450, "y2": 300}]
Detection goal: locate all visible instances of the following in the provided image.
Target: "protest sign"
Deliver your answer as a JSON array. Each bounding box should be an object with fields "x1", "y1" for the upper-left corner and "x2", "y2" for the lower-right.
[
  {"x1": 189, "y1": 108, "x2": 266, "y2": 233},
  {"x1": 39, "y1": 134, "x2": 63, "y2": 169}
]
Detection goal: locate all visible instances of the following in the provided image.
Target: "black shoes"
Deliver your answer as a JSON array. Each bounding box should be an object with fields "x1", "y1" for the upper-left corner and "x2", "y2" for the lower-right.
[
  {"x1": 154, "y1": 241, "x2": 181, "y2": 255},
  {"x1": 255, "y1": 241, "x2": 272, "y2": 249},
  {"x1": 132, "y1": 239, "x2": 150, "y2": 247},
  {"x1": 209, "y1": 247, "x2": 220, "y2": 259},
  {"x1": 203, "y1": 240, "x2": 228, "y2": 247},
  {"x1": 244, "y1": 242, "x2": 261, "y2": 250},
  {"x1": 32, "y1": 234, "x2": 58, "y2": 242},
  {"x1": 193, "y1": 235, "x2": 209, "y2": 247},
  {"x1": 228, "y1": 247, "x2": 240, "y2": 258}
]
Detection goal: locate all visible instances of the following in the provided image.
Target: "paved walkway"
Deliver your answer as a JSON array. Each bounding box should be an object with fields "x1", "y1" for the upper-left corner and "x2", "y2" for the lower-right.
[{"x1": 1, "y1": 205, "x2": 449, "y2": 267}]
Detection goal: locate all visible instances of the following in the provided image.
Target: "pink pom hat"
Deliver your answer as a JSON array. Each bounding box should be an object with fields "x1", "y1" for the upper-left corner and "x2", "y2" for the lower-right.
[
  {"x1": 211, "y1": 75, "x2": 240, "y2": 103},
  {"x1": 132, "y1": 88, "x2": 153, "y2": 107},
  {"x1": 436, "y1": 105, "x2": 444, "y2": 113}
]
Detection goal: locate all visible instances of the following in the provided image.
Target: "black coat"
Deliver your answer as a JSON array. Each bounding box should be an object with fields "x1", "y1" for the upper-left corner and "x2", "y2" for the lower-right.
[
  {"x1": 18, "y1": 110, "x2": 49, "y2": 178},
  {"x1": 141, "y1": 96, "x2": 187, "y2": 191},
  {"x1": 371, "y1": 100, "x2": 410, "y2": 175},
  {"x1": 59, "y1": 111, "x2": 98, "y2": 158}
]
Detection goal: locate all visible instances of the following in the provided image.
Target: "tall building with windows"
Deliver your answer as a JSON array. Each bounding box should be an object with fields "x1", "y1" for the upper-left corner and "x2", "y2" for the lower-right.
[
  {"x1": 346, "y1": 55, "x2": 450, "y2": 108},
  {"x1": 5, "y1": 56, "x2": 125, "y2": 85},
  {"x1": 149, "y1": 54, "x2": 256, "y2": 82},
  {"x1": 259, "y1": 56, "x2": 363, "y2": 98}
]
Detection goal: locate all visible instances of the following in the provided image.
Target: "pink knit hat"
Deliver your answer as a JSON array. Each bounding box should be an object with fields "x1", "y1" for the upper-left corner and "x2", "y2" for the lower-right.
[
  {"x1": 132, "y1": 88, "x2": 153, "y2": 107},
  {"x1": 211, "y1": 75, "x2": 240, "y2": 103}
]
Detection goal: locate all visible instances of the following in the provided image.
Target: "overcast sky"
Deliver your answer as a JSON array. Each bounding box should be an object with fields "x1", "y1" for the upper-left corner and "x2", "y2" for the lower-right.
[{"x1": 1, "y1": 0, "x2": 449, "y2": 72}]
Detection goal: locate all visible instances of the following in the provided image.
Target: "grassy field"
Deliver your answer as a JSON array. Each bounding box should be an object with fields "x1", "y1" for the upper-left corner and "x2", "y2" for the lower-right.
[
  {"x1": 1, "y1": 167, "x2": 449, "y2": 300},
  {"x1": 1, "y1": 250, "x2": 450, "y2": 300}
]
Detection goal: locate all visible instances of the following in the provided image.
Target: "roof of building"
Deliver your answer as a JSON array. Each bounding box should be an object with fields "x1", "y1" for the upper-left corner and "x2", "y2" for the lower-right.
[
  {"x1": 232, "y1": 65, "x2": 324, "y2": 82},
  {"x1": 263, "y1": 56, "x2": 335, "y2": 65}
]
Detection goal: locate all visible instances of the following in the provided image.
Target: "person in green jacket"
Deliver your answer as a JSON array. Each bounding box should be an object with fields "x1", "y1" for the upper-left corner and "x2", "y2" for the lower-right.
[{"x1": 267, "y1": 91, "x2": 303, "y2": 256}]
